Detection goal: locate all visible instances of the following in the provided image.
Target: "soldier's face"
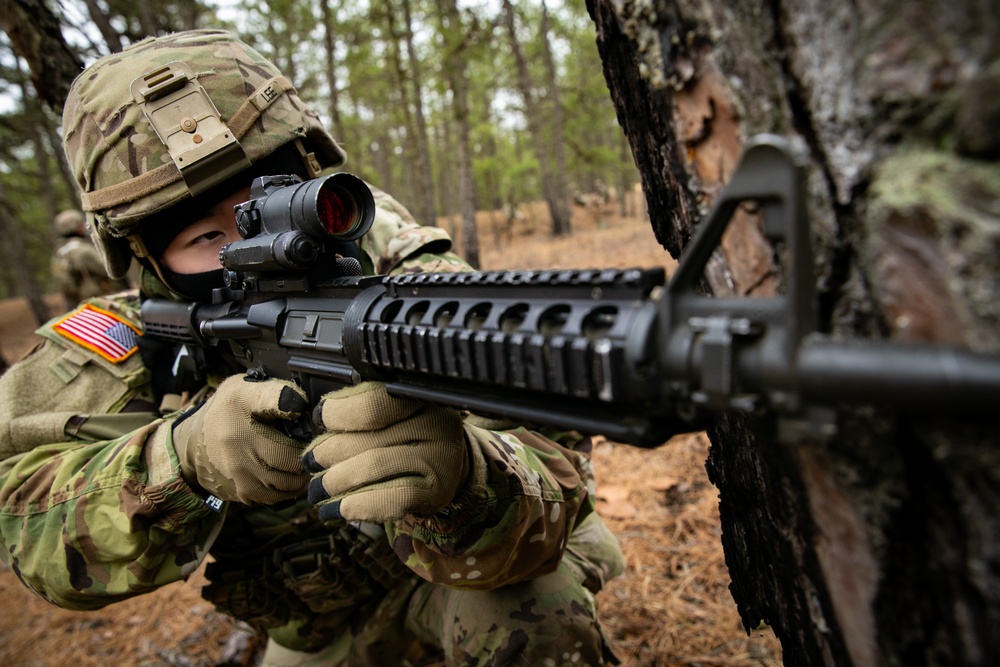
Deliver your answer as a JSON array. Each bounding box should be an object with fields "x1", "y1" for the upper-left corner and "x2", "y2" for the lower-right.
[{"x1": 161, "y1": 186, "x2": 250, "y2": 274}]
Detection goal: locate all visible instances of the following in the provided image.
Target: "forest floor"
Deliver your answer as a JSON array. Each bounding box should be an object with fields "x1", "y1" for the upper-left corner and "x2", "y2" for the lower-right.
[{"x1": 0, "y1": 194, "x2": 783, "y2": 666}]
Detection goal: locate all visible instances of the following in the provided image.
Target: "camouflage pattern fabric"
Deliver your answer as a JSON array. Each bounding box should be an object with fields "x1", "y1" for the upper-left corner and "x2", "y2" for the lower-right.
[
  {"x1": 388, "y1": 426, "x2": 596, "y2": 589},
  {"x1": 360, "y1": 185, "x2": 462, "y2": 275},
  {"x1": 0, "y1": 291, "x2": 219, "y2": 609},
  {"x1": 260, "y1": 513, "x2": 624, "y2": 667},
  {"x1": 399, "y1": 513, "x2": 622, "y2": 667},
  {"x1": 0, "y1": 424, "x2": 221, "y2": 609}
]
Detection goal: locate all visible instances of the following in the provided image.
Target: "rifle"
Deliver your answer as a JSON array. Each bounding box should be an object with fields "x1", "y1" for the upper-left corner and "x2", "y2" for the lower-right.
[{"x1": 141, "y1": 136, "x2": 1000, "y2": 447}]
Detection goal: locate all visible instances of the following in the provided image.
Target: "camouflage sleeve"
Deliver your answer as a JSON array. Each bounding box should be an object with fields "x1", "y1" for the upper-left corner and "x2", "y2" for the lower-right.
[
  {"x1": 390, "y1": 248, "x2": 471, "y2": 275},
  {"x1": 0, "y1": 421, "x2": 222, "y2": 610},
  {"x1": 0, "y1": 295, "x2": 223, "y2": 610},
  {"x1": 359, "y1": 185, "x2": 467, "y2": 275},
  {"x1": 386, "y1": 425, "x2": 596, "y2": 590}
]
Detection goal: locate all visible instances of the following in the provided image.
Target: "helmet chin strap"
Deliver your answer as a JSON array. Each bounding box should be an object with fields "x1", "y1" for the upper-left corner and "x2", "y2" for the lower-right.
[
  {"x1": 129, "y1": 234, "x2": 171, "y2": 286},
  {"x1": 292, "y1": 138, "x2": 322, "y2": 179}
]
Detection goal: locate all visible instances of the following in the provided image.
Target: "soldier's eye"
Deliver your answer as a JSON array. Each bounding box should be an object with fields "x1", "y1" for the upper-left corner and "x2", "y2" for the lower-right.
[{"x1": 192, "y1": 230, "x2": 223, "y2": 245}]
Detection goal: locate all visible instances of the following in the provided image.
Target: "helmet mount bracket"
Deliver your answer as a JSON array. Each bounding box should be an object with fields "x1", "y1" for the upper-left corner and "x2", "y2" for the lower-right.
[{"x1": 131, "y1": 62, "x2": 252, "y2": 197}]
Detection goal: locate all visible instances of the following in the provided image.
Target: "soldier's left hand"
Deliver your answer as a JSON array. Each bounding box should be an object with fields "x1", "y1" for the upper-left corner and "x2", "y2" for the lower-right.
[{"x1": 303, "y1": 382, "x2": 468, "y2": 522}]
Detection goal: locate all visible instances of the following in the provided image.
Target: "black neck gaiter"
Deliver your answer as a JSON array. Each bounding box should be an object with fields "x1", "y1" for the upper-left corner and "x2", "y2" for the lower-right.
[{"x1": 160, "y1": 266, "x2": 227, "y2": 302}]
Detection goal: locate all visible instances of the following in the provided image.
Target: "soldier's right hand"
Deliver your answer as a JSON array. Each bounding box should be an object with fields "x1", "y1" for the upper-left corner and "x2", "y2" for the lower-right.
[{"x1": 171, "y1": 375, "x2": 311, "y2": 505}]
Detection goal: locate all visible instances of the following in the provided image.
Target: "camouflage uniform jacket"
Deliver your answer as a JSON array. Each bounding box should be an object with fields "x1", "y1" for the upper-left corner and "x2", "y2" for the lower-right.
[{"x1": 0, "y1": 195, "x2": 603, "y2": 615}]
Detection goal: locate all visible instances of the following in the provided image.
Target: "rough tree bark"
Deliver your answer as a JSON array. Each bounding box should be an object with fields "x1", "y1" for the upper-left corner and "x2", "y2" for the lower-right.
[{"x1": 587, "y1": 0, "x2": 1000, "y2": 665}]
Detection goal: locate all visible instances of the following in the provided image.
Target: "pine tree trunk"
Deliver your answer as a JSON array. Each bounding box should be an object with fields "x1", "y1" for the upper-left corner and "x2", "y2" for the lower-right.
[
  {"x1": 372, "y1": 125, "x2": 395, "y2": 196},
  {"x1": 587, "y1": 0, "x2": 1000, "y2": 665},
  {"x1": 434, "y1": 121, "x2": 453, "y2": 226},
  {"x1": 136, "y1": 3, "x2": 157, "y2": 39},
  {"x1": 450, "y1": 72, "x2": 479, "y2": 269},
  {"x1": 617, "y1": 125, "x2": 632, "y2": 218},
  {"x1": 502, "y1": 0, "x2": 570, "y2": 238},
  {"x1": 401, "y1": 0, "x2": 439, "y2": 229},
  {"x1": 539, "y1": 0, "x2": 572, "y2": 236},
  {"x1": 18, "y1": 72, "x2": 57, "y2": 228},
  {"x1": 320, "y1": 0, "x2": 346, "y2": 144},
  {"x1": 436, "y1": 0, "x2": 479, "y2": 268},
  {"x1": 383, "y1": 7, "x2": 419, "y2": 209}
]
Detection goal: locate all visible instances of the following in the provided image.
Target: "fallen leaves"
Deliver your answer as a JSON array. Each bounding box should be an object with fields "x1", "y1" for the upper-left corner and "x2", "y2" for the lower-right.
[{"x1": 592, "y1": 433, "x2": 783, "y2": 666}]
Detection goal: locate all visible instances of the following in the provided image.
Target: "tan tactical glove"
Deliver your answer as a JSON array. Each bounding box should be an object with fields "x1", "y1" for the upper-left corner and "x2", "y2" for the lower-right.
[
  {"x1": 172, "y1": 375, "x2": 311, "y2": 505},
  {"x1": 303, "y1": 382, "x2": 468, "y2": 523}
]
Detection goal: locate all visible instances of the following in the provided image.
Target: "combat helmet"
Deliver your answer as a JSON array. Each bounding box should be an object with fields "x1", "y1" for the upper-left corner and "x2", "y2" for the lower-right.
[
  {"x1": 53, "y1": 209, "x2": 86, "y2": 237},
  {"x1": 62, "y1": 29, "x2": 347, "y2": 279}
]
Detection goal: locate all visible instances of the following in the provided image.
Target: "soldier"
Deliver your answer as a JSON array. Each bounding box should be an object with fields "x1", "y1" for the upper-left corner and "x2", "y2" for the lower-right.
[
  {"x1": 50, "y1": 209, "x2": 129, "y2": 310},
  {"x1": 0, "y1": 30, "x2": 624, "y2": 666}
]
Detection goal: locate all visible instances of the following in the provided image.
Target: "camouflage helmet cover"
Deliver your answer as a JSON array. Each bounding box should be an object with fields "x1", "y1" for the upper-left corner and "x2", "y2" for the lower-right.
[
  {"x1": 63, "y1": 29, "x2": 347, "y2": 278},
  {"x1": 53, "y1": 209, "x2": 86, "y2": 236}
]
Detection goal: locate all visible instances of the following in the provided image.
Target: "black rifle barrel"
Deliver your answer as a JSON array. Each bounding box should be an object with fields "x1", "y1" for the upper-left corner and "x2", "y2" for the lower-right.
[{"x1": 793, "y1": 337, "x2": 1000, "y2": 412}]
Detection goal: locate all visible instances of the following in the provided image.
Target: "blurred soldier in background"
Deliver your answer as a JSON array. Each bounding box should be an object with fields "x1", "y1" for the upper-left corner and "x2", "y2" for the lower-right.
[{"x1": 50, "y1": 209, "x2": 129, "y2": 310}]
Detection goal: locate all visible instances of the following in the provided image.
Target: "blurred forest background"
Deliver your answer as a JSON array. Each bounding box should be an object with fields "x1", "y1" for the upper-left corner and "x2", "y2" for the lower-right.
[
  {"x1": 0, "y1": 5, "x2": 788, "y2": 664},
  {"x1": 0, "y1": 0, "x2": 640, "y2": 312}
]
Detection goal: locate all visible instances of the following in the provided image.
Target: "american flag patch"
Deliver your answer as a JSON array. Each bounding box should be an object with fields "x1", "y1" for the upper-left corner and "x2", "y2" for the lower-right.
[{"x1": 53, "y1": 304, "x2": 141, "y2": 363}]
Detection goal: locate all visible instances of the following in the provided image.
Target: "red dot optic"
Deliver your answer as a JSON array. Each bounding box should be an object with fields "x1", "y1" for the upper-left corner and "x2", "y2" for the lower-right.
[{"x1": 317, "y1": 185, "x2": 355, "y2": 236}]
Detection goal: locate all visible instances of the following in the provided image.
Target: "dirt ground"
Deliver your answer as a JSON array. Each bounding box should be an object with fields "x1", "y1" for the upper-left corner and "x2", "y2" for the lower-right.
[{"x1": 0, "y1": 195, "x2": 782, "y2": 666}]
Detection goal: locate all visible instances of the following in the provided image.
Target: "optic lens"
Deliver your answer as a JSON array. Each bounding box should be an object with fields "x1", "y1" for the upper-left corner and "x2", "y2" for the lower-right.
[
  {"x1": 317, "y1": 182, "x2": 357, "y2": 236},
  {"x1": 273, "y1": 172, "x2": 374, "y2": 242}
]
